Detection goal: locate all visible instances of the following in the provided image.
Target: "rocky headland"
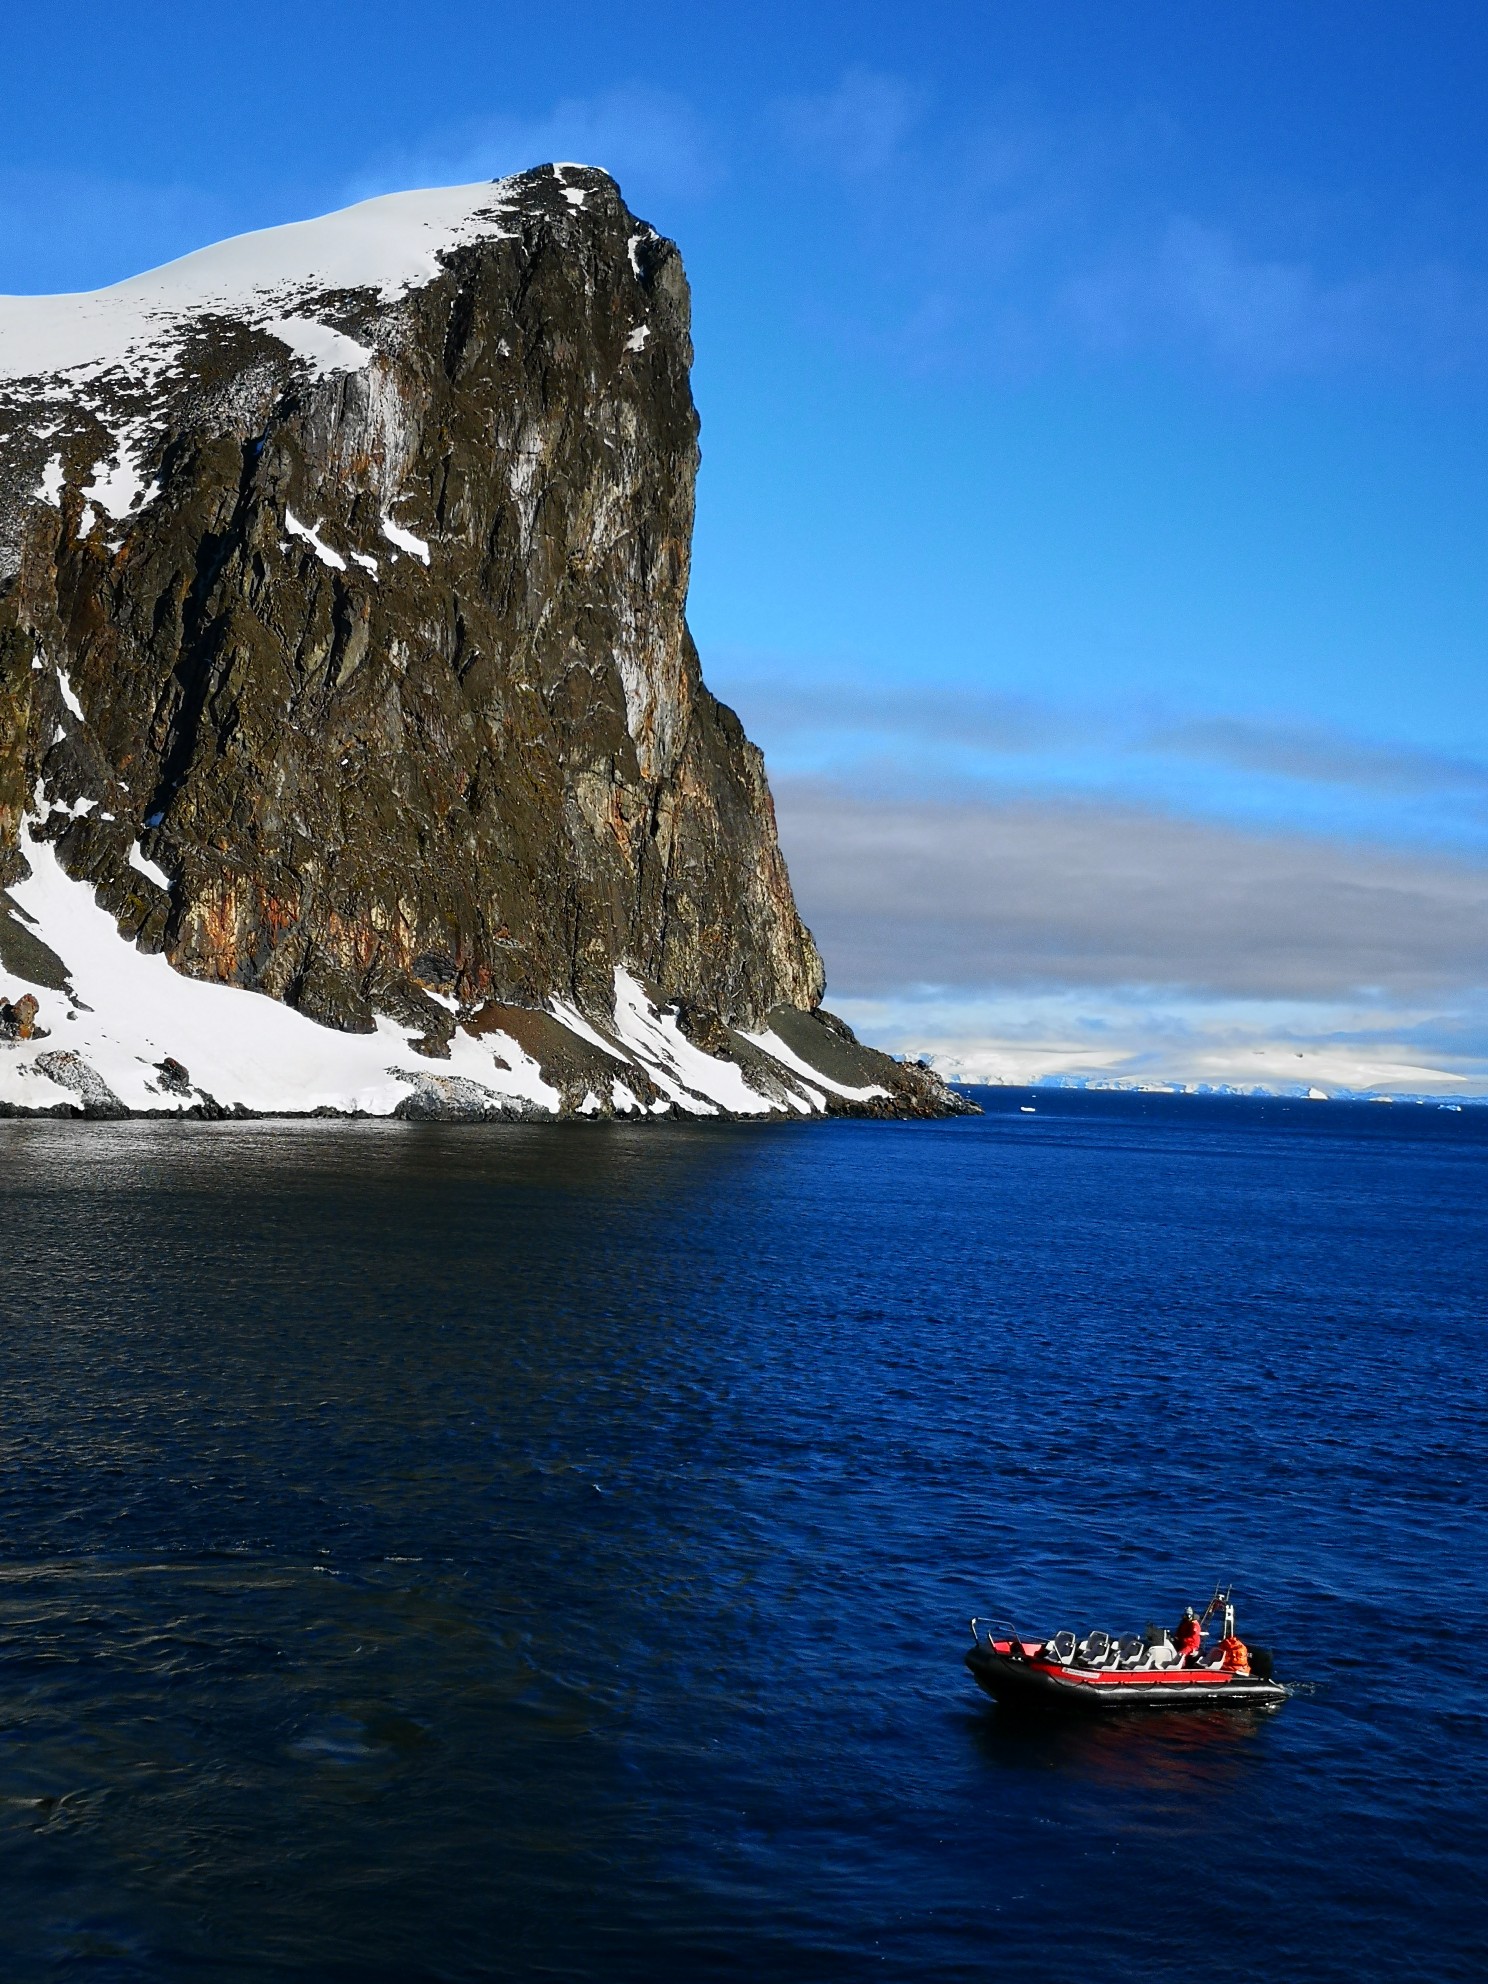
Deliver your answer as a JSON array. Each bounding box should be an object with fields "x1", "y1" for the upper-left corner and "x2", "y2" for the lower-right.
[{"x1": 0, "y1": 166, "x2": 968, "y2": 1121}]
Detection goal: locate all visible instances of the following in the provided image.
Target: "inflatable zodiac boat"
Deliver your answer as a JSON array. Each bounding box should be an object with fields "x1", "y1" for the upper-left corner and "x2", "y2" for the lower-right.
[{"x1": 965, "y1": 1598, "x2": 1288, "y2": 1714}]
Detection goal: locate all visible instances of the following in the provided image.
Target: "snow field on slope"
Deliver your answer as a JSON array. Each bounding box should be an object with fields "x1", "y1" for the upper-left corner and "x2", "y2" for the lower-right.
[
  {"x1": 1, "y1": 826, "x2": 560, "y2": 1116},
  {"x1": 0, "y1": 180, "x2": 523, "y2": 386},
  {"x1": 0, "y1": 833, "x2": 839, "y2": 1119}
]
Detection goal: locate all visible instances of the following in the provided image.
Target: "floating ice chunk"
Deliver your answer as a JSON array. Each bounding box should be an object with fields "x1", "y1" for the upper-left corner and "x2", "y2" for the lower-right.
[
  {"x1": 348, "y1": 550, "x2": 379, "y2": 577},
  {"x1": 625, "y1": 325, "x2": 650, "y2": 352},
  {"x1": 380, "y1": 514, "x2": 430, "y2": 564},
  {"x1": 35, "y1": 453, "x2": 64, "y2": 506},
  {"x1": 56, "y1": 668, "x2": 85, "y2": 721},
  {"x1": 263, "y1": 315, "x2": 374, "y2": 378},
  {"x1": 285, "y1": 509, "x2": 347, "y2": 571},
  {"x1": 128, "y1": 843, "x2": 173, "y2": 891}
]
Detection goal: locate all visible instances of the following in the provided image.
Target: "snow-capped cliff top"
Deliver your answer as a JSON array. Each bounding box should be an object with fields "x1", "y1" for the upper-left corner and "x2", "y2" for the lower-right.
[
  {"x1": 0, "y1": 165, "x2": 624, "y2": 574},
  {"x1": 0, "y1": 176, "x2": 583, "y2": 387}
]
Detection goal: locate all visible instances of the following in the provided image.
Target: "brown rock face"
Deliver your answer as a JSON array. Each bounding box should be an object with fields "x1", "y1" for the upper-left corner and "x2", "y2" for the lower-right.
[{"x1": 0, "y1": 166, "x2": 825, "y2": 1041}]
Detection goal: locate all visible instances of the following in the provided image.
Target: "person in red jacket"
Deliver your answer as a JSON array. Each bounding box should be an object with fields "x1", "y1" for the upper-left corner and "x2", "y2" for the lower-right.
[{"x1": 1174, "y1": 1606, "x2": 1204, "y2": 1662}]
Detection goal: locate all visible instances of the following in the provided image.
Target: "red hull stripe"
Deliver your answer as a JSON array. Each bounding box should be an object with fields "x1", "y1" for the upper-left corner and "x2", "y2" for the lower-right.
[{"x1": 993, "y1": 1643, "x2": 1237, "y2": 1686}]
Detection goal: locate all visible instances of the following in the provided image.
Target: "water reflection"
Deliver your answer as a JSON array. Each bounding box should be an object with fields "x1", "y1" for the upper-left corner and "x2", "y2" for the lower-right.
[{"x1": 966, "y1": 1701, "x2": 1272, "y2": 1796}]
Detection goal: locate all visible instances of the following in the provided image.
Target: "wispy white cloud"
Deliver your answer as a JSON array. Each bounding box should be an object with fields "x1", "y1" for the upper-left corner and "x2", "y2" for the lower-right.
[
  {"x1": 761, "y1": 73, "x2": 1488, "y2": 381},
  {"x1": 711, "y1": 663, "x2": 1488, "y2": 847},
  {"x1": 1152, "y1": 715, "x2": 1488, "y2": 801},
  {"x1": 343, "y1": 86, "x2": 718, "y2": 212},
  {"x1": 769, "y1": 69, "x2": 926, "y2": 180},
  {"x1": 1065, "y1": 217, "x2": 1488, "y2": 377}
]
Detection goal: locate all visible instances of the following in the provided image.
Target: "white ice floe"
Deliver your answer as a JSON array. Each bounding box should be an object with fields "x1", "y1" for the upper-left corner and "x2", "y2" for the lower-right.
[
  {"x1": 380, "y1": 513, "x2": 430, "y2": 564},
  {"x1": 128, "y1": 844, "x2": 173, "y2": 892},
  {"x1": 625, "y1": 325, "x2": 650, "y2": 352},
  {"x1": 35, "y1": 453, "x2": 64, "y2": 505},
  {"x1": 285, "y1": 510, "x2": 347, "y2": 572},
  {"x1": 263, "y1": 315, "x2": 375, "y2": 378}
]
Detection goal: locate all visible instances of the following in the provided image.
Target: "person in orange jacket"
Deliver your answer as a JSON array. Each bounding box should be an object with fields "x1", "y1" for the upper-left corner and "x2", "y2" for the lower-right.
[
  {"x1": 1174, "y1": 1605, "x2": 1204, "y2": 1661},
  {"x1": 1217, "y1": 1631, "x2": 1251, "y2": 1674}
]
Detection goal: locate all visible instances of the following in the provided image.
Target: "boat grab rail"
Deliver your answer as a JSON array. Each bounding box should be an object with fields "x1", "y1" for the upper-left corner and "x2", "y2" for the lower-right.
[{"x1": 969, "y1": 1616, "x2": 1028, "y2": 1650}]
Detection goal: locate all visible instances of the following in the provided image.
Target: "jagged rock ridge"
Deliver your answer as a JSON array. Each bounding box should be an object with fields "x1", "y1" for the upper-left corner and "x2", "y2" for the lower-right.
[{"x1": 0, "y1": 166, "x2": 967, "y2": 1120}]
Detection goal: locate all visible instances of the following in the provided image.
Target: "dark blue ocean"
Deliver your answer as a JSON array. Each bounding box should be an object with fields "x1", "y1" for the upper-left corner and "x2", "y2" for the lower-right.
[{"x1": 1, "y1": 1092, "x2": 1484, "y2": 1981}]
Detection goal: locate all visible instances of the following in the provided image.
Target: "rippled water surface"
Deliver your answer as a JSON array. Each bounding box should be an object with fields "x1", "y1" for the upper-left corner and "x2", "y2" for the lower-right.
[{"x1": 1, "y1": 1094, "x2": 1484, "y2": 1980}]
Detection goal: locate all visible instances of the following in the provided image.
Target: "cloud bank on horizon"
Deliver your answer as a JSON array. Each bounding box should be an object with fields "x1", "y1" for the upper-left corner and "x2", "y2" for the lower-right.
[
  {"x1": 2, "y1": 2, "x2": 1484, "y2": 1094},
  {"x1": 707, "y1": 665, "x2": 1488, "y2": 1096}
]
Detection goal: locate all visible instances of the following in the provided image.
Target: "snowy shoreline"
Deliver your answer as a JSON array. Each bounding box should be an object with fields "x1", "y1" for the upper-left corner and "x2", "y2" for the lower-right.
[{"x1": 1, "y1": 824, "x2": 898, "y2": 1124}]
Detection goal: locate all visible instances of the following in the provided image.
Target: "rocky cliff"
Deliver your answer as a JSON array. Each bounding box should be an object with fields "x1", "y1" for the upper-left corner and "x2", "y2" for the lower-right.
[{"x1": 0, "y1": 166, "x2": 967, "y2": 1120}]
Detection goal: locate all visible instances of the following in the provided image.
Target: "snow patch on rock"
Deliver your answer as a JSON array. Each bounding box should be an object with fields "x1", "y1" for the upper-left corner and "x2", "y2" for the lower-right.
[
  {"x1": 380, "y1": 513, "x2": 430, "y2": 564},
  {"x1": 264, "y1": 315, "x2": 375, "y2": 378},
  {"x1": 55, "y1": 667, "x2": 85, "y2": 722},
  {"x1": 285, "y1": 509, "x2": 347, "y2": 571},
  {"x1": 740, "y1": 1025, "x2": 890, "y2": 1102},
  {"x1": 127, "y1": 843, "x2": 173, "y2": 892}
]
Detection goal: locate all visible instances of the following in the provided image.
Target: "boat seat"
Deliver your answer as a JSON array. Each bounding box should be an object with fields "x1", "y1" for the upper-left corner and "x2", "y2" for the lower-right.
[
  {"x1": 1047, "y1": 1630, "x2": 1076, "y2": 1664},
  {"x1": 1115, "y1": 1634, "x2": 1143, "y2": 1666},
  {"x1": 1142, "y1": 1641, "x2": 1178, "y2": 1669},
  {"x1": 1079, "y1": 1630, "x2": 1110, "y2": 1665}
]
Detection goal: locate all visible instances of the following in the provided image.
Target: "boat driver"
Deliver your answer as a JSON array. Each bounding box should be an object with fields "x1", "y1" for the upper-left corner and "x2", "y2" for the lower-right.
[{"x1": 1174, "y1": 1606, "x2": 1204, "y2": 1663}]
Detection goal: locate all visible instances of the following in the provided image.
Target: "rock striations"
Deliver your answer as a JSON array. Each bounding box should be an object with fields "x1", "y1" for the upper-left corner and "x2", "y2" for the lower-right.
[{"x1": 0, "y1": 165, "x2": 967, "y2": 1120}]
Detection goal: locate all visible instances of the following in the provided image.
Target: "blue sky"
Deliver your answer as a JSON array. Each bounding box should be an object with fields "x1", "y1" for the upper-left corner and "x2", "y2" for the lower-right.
[{"x1": 5, "y1": 2, "x2": 1486, "y2": 1092}]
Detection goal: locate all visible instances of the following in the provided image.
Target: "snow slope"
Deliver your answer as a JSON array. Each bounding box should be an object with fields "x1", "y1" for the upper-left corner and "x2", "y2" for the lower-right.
[
  {"x1": 0, "y1": 180, "x2": 523, "y2": 390},
  {"x1": 0, "y1": 822, "x2": 847, "y2": 1119}
]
